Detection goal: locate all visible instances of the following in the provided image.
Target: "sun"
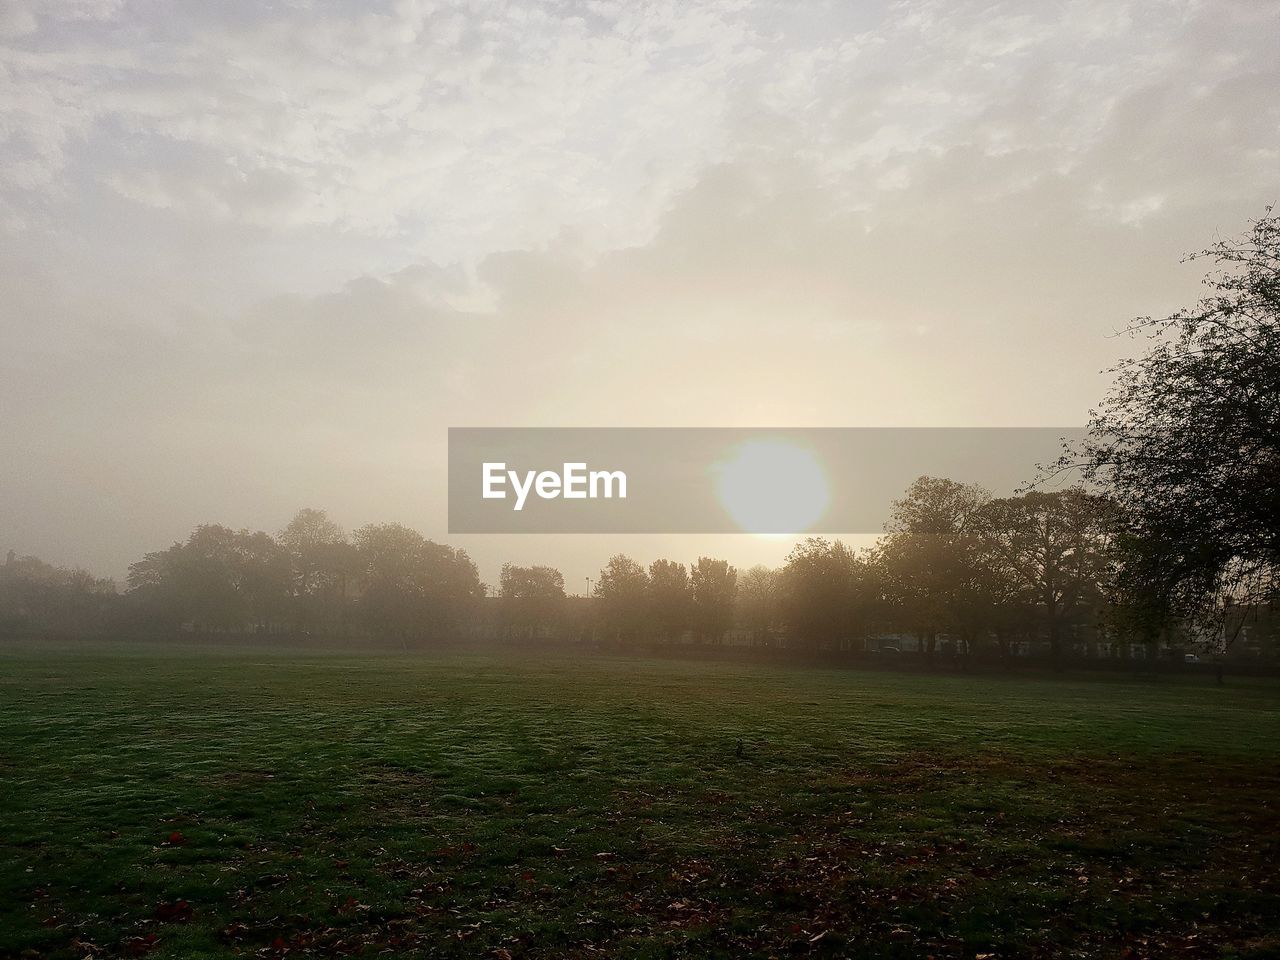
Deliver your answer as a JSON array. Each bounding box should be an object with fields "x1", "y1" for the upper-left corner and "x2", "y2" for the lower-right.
[{"x1": 713, "y1": 439, "x2": 831, "y2": 535}]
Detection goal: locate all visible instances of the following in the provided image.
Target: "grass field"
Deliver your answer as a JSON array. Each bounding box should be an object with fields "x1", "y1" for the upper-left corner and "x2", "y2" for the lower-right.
[{"x1": 2, "y1": 643, "x2": 1279, "y2": 959}]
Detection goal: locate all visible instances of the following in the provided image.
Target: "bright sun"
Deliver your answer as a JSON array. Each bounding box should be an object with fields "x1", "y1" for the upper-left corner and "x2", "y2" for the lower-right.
[{"x1": 713, "y1": 439, "x2": 831, "y2": 535}]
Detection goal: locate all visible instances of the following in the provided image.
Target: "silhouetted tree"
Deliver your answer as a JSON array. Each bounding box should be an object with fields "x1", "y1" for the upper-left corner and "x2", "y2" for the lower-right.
[
  {"x1": 782, "y1": 538, "x2": 873, "y2": 649},
  {"x1": 352, "y1": 523, "x2": 482, "y2": 642},
  {"x1": 279, "y1": 509, "x2": 345, "y2": 596},
  {"x1": 737, "y1": 565, "x2": 781, "y2": 646},
  {"x1": 126, "y1": 525, "x2": 290, "y2": 632},
  {"x1": 647, "y1": 559, "x2": 692, "y2": 642},
  {"x1": 277, "y1": 510, "x2": 357, "y2": 631},
  {"x1": 691, "y1": 557, "x2": 736, "y2": 643},
  {"x1": 0, "y1": 552, "x2": 116, "y2": 636},
  {"x1": 593, "y1": 554, "x2": 649, "y2": 642},
  {"x1": 976, "y1": 490, "x2": 1116, "y2": 662},
  {"x1": 1067, "y1": 209, "x2": 1279, "y2": 644},
  {"x1": 499, "y1": 563, "x2": 566, "y2": 640},
  {"x1": 879, "y1": 477, "x2": 990, "y2": 656}
]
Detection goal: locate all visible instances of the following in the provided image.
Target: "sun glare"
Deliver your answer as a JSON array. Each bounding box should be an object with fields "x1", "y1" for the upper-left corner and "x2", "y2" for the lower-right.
[{"x1": 713, "y1": 439, "x2": 831, "y2": 535}]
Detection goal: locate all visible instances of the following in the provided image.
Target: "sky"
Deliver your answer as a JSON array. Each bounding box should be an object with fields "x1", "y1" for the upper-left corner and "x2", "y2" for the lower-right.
[{"x1": 1, "y1": 0, "x2": 1277, "y2": 589}]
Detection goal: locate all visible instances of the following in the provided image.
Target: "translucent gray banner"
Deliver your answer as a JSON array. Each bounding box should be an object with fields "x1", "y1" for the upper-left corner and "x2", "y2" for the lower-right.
[{"x1": 448, "y1": 428, "x2": 1084, "y2": 534}]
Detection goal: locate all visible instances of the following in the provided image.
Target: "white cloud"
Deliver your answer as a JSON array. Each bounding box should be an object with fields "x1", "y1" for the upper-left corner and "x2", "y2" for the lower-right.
[
  {"x1": 3, "y1": 0, "x2": 1276, "y2": 261},
  {"x1": 0, "y1": 0, "x2": 1277, "y2": 580},
  {"x1": 1, "y1": 0, "x2": 765, "y2": 259}
]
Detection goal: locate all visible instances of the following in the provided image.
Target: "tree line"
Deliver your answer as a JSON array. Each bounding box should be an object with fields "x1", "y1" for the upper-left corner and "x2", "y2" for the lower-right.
[
  {"x1": 1, "y1": 476, "x2": 1271, "y2": 662},
  {"x1": 2, "y1": 211, "x2": 1276, "y2": 662}
]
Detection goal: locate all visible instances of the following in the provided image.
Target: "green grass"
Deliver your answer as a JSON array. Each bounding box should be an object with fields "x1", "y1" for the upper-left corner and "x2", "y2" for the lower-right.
[{"x1": 2, "y1": 642, "x2": 1279, "y2": 959}]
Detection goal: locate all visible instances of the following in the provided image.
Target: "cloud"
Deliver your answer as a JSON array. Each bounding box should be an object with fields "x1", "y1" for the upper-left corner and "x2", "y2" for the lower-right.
[
  {"x1": 1, "y1": 0, "x2": 763, "y2": 258},
  {"x1": 0, "y1": 0, "x2": 1277, "y2": 583},
  {"x1": 3, "y1": 0, "x2": 1275, "y2": 256}
]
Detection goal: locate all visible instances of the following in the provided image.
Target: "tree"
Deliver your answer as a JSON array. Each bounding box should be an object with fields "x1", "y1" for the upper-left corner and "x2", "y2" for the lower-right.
[
  {"x1": 278, "y1": 509, "x2": 360, "y2": 634},
  {"x1": 352, "y1": 523, "x2": 482, "y2": 642},
  {"x1": 278, "y1": 508, "x2": 346, "y2": 597},
  {"x1": 737, "y1": 565, "x2": 781, "y2": 646},
  {"x1": 690, "y1": 557, "x2": 737, "y2": 643},
  {"x1": 235, "y1": 529, "x2": 294, "y2": 629},
  {"x1": 126, "y1": 524, "x2": 290, "y2": 632},
  {"x1": 975, "y1": 490, "x2": 1117, "y2": 661},
  {"x1": 593, "y1": 554, "x2": 649, "y2": 642},
  {"x1": 1066, "y1": 210, "x2": 1280, "y2": 645},
  {"x1": 781, "y1": 538, "x2": 872, "y2": 649},
  {"x1": 0, "y1": 552, "x2": 116, "y2": 636},
  {"x1": 647, "y1": 559, "x2": 692, "y2": 642},
  {"x1": 418, "y1": 540, "x2": 483, "y2": 634},
  {"x1": 878, "y1": 477, "x2": 990, "y2": 656},
  {"x1": 499, "y1": 564, "x2": 566, "y2": 640},
  {"x1": 352, "y1": 523, "x2": 424, "y2": 641}
]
